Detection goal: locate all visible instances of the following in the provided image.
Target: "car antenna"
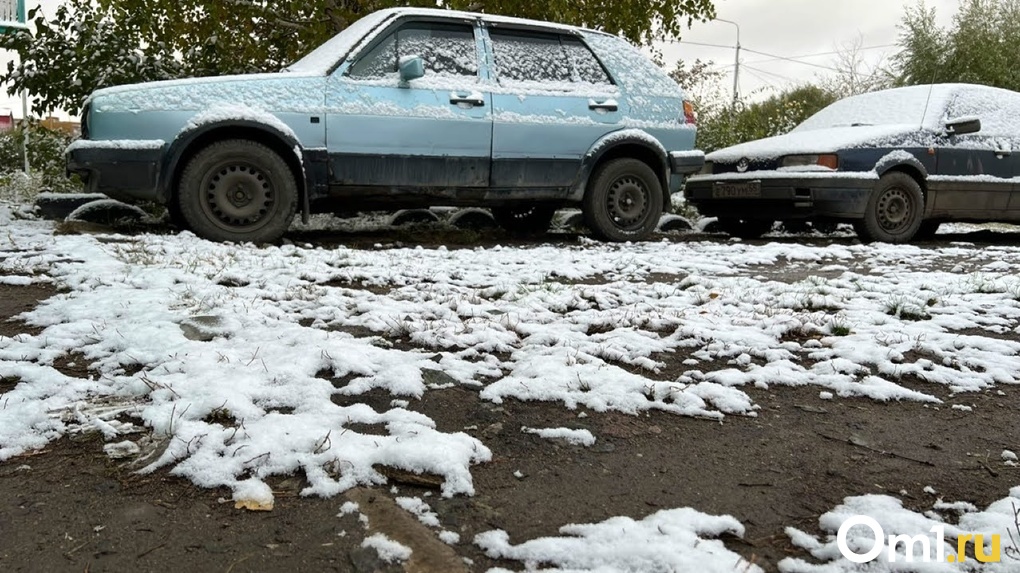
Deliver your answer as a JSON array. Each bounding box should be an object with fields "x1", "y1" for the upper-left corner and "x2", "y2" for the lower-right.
[{"x1": 919, "y1": 68, "x2": 939, "y2": 130}]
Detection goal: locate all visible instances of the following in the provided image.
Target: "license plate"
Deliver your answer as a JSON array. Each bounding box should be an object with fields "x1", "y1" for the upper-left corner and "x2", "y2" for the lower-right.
[{"x1": 712, "y1": 181, "x2": 761, "y2": 199}]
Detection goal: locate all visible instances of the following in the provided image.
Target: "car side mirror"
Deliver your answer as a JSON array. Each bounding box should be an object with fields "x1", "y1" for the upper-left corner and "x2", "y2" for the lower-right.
[
  {"x1": 944, "y1": 116, "x2": 981, "y2": 136},
  {"x1": 399, "y1": 56, "x2": 425, "y2": 84}
]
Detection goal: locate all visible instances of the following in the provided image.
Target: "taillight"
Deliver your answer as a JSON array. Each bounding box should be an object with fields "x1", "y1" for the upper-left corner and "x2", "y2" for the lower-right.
[{"x1": 682, "y1": 100, "x2": 697, "y2": 125}]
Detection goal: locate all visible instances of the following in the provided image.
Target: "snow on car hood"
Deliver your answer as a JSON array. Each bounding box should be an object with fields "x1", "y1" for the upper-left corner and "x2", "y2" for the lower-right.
[
  {"x1": 707, "y1": 124, "x2": 922, "y2": 163},
  {"x1": 88, "y1": 72, "x2": 326, "y2": 115}
]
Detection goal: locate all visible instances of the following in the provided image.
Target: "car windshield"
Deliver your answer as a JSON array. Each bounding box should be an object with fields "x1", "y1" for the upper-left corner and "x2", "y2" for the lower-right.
[
  {"x1": 791, "y1": 85, "x2": 953, "y2": 133},
  {"x1": 285, "y1": 11, "x2": 393, "y2": 74}
]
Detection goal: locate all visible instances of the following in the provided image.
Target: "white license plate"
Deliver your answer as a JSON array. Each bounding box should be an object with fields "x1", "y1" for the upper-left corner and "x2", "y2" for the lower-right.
[{"x1": 712, "y1": 182, "x2": 761, "y2": 199}]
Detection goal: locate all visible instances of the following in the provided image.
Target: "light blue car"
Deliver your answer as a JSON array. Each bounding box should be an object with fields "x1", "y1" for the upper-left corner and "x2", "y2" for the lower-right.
[{"x1": 66, "y1": 8, "x2": 703, "y2": 243}]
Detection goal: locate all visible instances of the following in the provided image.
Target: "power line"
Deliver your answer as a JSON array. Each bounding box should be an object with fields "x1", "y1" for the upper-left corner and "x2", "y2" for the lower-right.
[
  {"x1": 741, "y1": 44, "x2": 898, "y2": 66},
  {"x1": 742, "y1": 66, "x2": 779, "y2": 87},
  {"x1": 682, "y1": 42, "x2": 899, "y2": 71},
  {"x1": 679, "y1": 39, "x2": 742, "y2": 50},
  {"x1": 742, "y1": 65, "x2": 799, "y2": 84},
  {"x1": 739, "y1": 47, "x2": 840, "y2": 71}
]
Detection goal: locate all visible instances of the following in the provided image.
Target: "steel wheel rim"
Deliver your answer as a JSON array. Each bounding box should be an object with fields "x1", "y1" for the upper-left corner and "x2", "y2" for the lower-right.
[
  {"x1": 202, "y1": 161, "x2": 276, "y2": 232},
  {"x1": 606, "y1": 175, "x2": 649, "y2": 230},
  {"x1": 877, "y1": 187, "x2": 913, "y2": 232}
]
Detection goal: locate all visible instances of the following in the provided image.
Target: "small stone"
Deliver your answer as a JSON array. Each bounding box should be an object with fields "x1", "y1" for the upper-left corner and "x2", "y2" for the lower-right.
[{"x1": 421, "y1": 368, "x2": 458, "y2": 387}]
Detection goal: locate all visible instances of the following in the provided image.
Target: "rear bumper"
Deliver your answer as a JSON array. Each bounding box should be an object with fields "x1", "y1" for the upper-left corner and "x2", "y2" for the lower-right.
[
  {"x1": 685, "y1": 174, "x2": 876, "y2": 219},
  {"x1": 65, "y1": 140, "x2": 165, "y2": 203},
  {"x1": 669, "y1": 151, "x2": 706, "y2": 175}
]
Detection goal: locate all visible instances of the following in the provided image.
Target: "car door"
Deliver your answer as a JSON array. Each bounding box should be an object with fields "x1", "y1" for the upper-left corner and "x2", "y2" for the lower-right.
[
  {"x1": 325, "y1": 19, "x2": 491, "y2": 189},
  {"x1": 485, "y1": 27, "x2": 622, "y2": 190},
  {"x1": 932, "y1": 91, "x2": 1016, "y2": 218}
]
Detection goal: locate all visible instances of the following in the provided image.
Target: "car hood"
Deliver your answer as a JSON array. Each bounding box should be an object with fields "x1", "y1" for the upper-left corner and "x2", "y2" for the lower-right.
[
  {"x1": 707, "y1": 124, "x2": 921, "y2": 163},
  {"x1": 88, "y1": 72, "x2": 326, "y2": 115}
]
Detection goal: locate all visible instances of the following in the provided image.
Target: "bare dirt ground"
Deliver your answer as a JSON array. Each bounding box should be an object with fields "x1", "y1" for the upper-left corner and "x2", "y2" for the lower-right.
[{"x1": 1, "y1": 230, "x2": 1019, "y2": 573}]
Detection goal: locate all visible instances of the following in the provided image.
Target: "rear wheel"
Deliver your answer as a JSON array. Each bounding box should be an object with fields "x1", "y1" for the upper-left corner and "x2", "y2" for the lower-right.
[
  {"x1": 719, "y1": 218, "x2": 774, "y2": 239},
  {"x1": 178, "y1": 140, "x2": 298, "y2": 243},
  {"x1": 583, "y1": 158, "x2": 663, "y2": 241},
  {"x1": 854, "y1": 172, "x2": 923, "y2": 243},
  {"x1": 491, "y1": 205, "x2": 556, "y2": 235}
]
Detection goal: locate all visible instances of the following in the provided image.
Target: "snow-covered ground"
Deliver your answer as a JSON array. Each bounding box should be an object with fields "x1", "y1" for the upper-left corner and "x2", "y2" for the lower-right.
[{"x1": 1, "y1": 202, "x2": 1019, "y2": 571}]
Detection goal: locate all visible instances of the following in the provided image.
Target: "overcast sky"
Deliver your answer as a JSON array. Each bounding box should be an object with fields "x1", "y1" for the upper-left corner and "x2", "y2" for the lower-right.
[
  {"x1": 2, "y1": 0, "x2": 961, "y2": 118},
  {"x1": 663, "y1": 0, "x2": 958, "y2": 102}
]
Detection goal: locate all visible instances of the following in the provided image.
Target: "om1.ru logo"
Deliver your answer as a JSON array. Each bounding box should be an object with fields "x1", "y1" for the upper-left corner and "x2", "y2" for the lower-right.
[{"x1": 838, "y1": 516, "x2": 1001, "y2": 564}]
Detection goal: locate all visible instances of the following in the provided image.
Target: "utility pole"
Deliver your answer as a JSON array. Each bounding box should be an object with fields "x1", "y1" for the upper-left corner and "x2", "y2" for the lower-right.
[{"x1": 715, "y1": 18, "x2": 741, "y2": 108}]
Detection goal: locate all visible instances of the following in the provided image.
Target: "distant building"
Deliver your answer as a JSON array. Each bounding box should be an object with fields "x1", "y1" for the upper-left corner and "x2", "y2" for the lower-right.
[
  {"x1": 0, "y1": 109, "x2": 13, "y2": 132},
  {"x1": 40, "y1": 116, "x2": 80, "y2": 136}
]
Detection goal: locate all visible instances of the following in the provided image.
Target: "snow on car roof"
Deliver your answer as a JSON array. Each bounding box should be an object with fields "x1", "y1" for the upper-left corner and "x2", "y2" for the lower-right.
[
  {"x1": 794, "y1": 83, "x2": 1016, "y2": 133},
  {"x1": 286, "y1": 7, "x2": 607, "y2": 76},
  {"x1": 709, "y1": 83, "x2": 1020, "y2": 162}
]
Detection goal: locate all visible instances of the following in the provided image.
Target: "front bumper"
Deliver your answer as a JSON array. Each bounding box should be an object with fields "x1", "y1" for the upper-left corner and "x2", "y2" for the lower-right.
[
  {"x1": 684, "y1": 174, "x2": 877, "y2": 219},
  {"x1": 65, "y1": 139, "x2": 165, "y2": 204}
]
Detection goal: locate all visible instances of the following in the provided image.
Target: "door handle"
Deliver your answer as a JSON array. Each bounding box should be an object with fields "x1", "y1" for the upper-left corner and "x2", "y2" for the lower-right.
[
  {"x1": 450, "y1": 92, "x2": 485, "y2": 107},
  {"x1": 589, "y1": 98, "x2": 619, "y2": 112}
]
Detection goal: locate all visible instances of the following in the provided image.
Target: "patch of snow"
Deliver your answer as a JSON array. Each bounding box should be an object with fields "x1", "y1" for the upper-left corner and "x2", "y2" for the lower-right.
[
  {"x1": 780, "y1": 489, "x2": 1020, "y2": 572},
  {"x1": 395, "y1": 496, "x2": 441, "y2": 528},
  {"x1": 475, "y1": 508, "x2": 762, "y2": 573},
  {"x1": 361, "y1": 532, "x2": 412, "y2": 563},
  {"x1": 65, "y1": 139, "x2": 165, "y2": 152},
  {"x1": 181, "y1": 105, "x2": 299, "y2": 142},
  {"x1": 439, "y1": 530, "x2": 460, "y2": 545},
  {"x1": 521, "y1": 426, "x2": 596, "y2": 447}
]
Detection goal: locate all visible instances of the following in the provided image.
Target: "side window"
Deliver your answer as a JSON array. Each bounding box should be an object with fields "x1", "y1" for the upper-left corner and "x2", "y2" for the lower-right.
[
  {"x1": 945, "y1": 91, "x2": 999, "y2": 134},
  {"x1": 490, "y1": 31, "x2": 573, "y2": 84},
  {"x1": 562, "y1": 37, "x2": 612, "y2": 85},
  {"x1": 348, "y1": 22, "x2": 478, "y2": 80},
  {"x1": 489, "y1": 30, "x2": 613, "y2": 87}
]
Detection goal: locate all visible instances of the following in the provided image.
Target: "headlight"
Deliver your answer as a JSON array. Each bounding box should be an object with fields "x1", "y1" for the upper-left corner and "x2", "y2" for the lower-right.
[{"x1": 781, "y1": 154, "x2": 839, "y2": 170}]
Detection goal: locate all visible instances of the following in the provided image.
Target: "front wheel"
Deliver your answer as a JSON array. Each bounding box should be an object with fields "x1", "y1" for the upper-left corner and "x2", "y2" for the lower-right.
[
  {"x1": 583, "y1": 158, "x2": 663, "y2": 241},
  {"x1": 178, "y1": 140, "x2": 298, "y2": 243},
  {"x1": 854, "y1": 173, "x2": 924, "y2": 243}
]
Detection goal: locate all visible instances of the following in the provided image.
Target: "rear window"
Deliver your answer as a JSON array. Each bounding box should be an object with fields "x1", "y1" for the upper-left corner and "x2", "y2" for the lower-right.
[{"x1": 582, "y1": 32, "x2": 677, "y2": 97}]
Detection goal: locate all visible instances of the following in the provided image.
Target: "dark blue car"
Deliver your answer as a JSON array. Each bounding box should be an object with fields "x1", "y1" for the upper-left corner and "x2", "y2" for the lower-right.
[{"x1": 685, "y1": 83, "x2": 1017, "y2": 243}]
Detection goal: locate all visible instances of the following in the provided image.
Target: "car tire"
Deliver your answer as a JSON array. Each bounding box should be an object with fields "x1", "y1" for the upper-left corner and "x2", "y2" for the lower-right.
[
  {"x1": 178, "y1": 140, "x2": 298, "y2": 243},
  {"x1": 854, "y1": 172, "x2": 924, "y2": 243},
  {"x1": 583, "y1": 158, "x2": 663, "y2": 241},
  {"x1": 491, "y1": 205, "x2": 556, "y2": 235},
  {"x1": 719, "y1": 218, "x2": 774, "y2": 239}
]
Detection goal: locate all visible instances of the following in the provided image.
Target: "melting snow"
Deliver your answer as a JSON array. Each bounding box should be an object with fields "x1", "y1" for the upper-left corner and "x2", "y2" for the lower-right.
[{"x1": 2, "y1": 202, "x2": 1020, "y2": 570}]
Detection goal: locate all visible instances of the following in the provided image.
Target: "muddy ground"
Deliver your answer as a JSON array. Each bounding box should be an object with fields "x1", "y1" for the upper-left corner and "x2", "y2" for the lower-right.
[{"x1": 1, "y1": 230, "x2": 1019, "y2": 573}]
